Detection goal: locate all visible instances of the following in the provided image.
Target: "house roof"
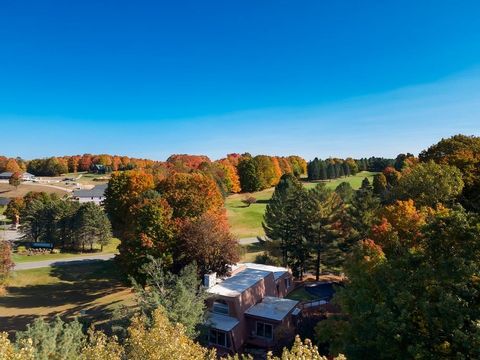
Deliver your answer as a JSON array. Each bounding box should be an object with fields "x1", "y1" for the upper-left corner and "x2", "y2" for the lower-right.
[
  {"x1": 243, "y1": 263, "x2": 289, "y2": 280},
  {"x1": 245, "y1": 296, "x2": 299, "y2": 321},
  {"x1": 73, "y1": 183, "x2": 108, "y2": 198},
  {"x1": 207, "y1": 268, "x2": 272, "y2": 297},
  {"x1": 207, "y1": 263, "x2": 290, "y2": 297},
  {"x1": 0, "y1": 197, "x2": 11, "y2": 206},
  {"x1": 207, "y1": 312, "x2": 240, "y2": 332}
]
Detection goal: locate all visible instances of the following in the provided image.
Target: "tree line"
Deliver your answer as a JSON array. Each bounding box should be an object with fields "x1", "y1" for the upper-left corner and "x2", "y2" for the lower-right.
[
  {"x1": 306, "y1": 157, "x2": 396, "y2": 181},
  {"x1": 0, "y1": 153, "x2": 307, "y2": 197},
  {"x1": 5, "y1": 192, "x2": 112, "y2": 251}
]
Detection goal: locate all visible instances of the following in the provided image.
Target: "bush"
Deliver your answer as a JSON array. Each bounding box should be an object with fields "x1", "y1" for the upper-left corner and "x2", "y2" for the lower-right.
[{"x1": 16, "y1": 245, "x2": 27, "y2": 254}]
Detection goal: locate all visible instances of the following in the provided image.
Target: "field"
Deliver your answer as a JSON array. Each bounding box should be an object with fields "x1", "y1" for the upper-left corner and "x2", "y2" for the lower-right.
[
  {"x1": 226, "y1": 171, "x2": 377, "y2": 238},
  {"x1": 0, "y1": 182, "x2": 70, "y2": 198},
  {"x1": 12, "y1": 238, "x2": 121, "y2": 263},
  {"x1": 0, "y1": 260, "x2": 134, "y2": 334}
]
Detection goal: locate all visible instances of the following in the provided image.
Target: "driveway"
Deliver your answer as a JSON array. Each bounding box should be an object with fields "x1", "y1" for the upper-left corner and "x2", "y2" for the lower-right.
[{"x1": 14, "y1": 254, "x2": 116, "y2": 270}]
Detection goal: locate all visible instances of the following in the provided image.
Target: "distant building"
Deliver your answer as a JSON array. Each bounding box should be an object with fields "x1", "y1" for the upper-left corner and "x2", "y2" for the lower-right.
[
  {"x1": 72, "y1": 184, "x2": 107, "y2": 204},
  {"x1": 205, "y1": 263, "x2": 298, "y2": 355},
  {"x1": 0, "y1": 172, "x2": 36, "y2": 181},
  {"x1": 90, "y1": 164, "x2": 107, "y2": 174}
]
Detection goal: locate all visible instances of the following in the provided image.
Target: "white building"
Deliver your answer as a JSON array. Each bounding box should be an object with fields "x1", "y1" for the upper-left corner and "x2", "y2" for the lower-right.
[
  {"x1": 0, "y1": 172, "x2": 36, "y2": 181},
  {"x1": 72, "y1": 184, "x2": 107, "y2": 205}
]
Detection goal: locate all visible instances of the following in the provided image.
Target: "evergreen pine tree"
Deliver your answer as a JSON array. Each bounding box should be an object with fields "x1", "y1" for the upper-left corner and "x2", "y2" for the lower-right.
[{"x1": 263, "y1": 174, "x2": 303, "y2": 266}]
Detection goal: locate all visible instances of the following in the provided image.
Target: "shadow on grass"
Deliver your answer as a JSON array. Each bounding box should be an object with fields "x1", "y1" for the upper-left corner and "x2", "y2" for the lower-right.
[{"x1": 0, "y1": 260, "x2": 129, "y2": 334}]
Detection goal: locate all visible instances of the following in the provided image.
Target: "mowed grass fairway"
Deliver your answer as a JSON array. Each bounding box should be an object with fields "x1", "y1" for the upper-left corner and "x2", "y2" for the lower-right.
[
  {"x1": 227, "y1": 171, "x2": 376, "y2": 238},
  {"x1": 0, "y1": 260, "x2": 134, "y2": 334}
]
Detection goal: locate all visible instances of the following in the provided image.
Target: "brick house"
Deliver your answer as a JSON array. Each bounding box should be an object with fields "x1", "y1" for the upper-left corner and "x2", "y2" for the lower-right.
[{"x1": 205, "y1": 263, "x2": 299, "y2": 355}]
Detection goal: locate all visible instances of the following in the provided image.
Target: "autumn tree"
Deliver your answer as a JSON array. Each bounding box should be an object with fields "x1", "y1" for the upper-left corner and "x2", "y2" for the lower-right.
[
  {"x1": 117, "y1": 191, "x2": 174, "y2": 278},
  {"x1": 0, "y1": 242, "x2": 13, "y2": 285},
  {"x1": 382, "y1": 166, "x2": 401, "y2": 187},
  {"x1": 27, "y1": 157, "x2": 68, "y2": 176},
  {"x1": 254, "y1": 155, "x2": 279, "y2": 188},
  {"x1": 9, "y1": 171, "x2": 21, "y2": 189},
  {"x1": 5, "y1": 197, "x2": 24, "y2": 225},
  {"x1": 175, "y1": 213, "x2": 239, "y2": 277},
  {"x1": 157, "y1": 173, "x2": 224, "y2": 219},
  {"x1": 4, "y1": 158, "x2": 22, "y2": 172},
  {"x1": 217, "y1": 158, "x2": 241, "y2": 193},
  {"x1": 317, "y1": 206, "x2": 480, "y2": 359},
  {"x1": 104, "y1": 171, "x2": 155, "y2": 238}
]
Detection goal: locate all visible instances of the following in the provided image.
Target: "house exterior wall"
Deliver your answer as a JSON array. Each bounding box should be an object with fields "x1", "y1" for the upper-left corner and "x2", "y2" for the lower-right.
[
  {"x1": 207, "y1": 270, "x2": 298, "y2": 354},
  {"x1": 275, "y1": 272, "x2": 294, "y2": 298}
]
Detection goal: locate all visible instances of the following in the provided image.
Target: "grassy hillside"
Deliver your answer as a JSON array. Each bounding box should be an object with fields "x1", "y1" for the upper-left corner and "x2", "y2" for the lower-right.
[{"x1": 227, "y1": 171, "x2": 376, "y2": 238}]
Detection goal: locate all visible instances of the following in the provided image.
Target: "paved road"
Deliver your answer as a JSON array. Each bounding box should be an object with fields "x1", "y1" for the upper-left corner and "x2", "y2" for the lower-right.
[
  {"x1": 238, "y1": 237, "x2": 263, "y2": 245},
  {"x1": 14, "y1": 253, "x2": 115, "y2": 270}
]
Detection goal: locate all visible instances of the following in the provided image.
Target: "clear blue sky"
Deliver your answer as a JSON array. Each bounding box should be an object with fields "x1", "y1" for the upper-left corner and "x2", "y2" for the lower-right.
[{"x1": 1, "y1": 0, "x2": 479, "y2": 160}]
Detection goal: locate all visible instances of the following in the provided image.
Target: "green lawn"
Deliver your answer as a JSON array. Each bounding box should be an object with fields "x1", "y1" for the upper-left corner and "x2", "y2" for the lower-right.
[
  {"x1": 12, "y1": 238, "x2": 121, "y2": 263},
  {"x1": 0, "y1": 260, "x2": 133, "y2": 333},
  {"x1": 239, "y1": 242, "x2": 267, "y2": 262},
  {"x1": 227, "y1": 171, "x2": 377, "y2": 238}
]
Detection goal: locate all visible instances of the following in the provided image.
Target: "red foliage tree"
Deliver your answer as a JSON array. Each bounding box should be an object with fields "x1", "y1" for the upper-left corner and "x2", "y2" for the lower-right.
[{"x1": 176, "y1": 213, "x2": 239, "y2": 276}]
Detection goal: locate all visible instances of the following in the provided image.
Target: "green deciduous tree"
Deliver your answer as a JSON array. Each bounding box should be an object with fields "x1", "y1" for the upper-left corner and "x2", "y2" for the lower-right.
[
  {"x1": 390, "y1": 161, "x2": 464, "y2": 207},
  {"x1": 419, "y1": 134, "x2": 480, "y2": 212}
]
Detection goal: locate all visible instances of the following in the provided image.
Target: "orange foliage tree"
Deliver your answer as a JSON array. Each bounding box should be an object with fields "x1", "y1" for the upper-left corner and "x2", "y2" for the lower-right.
[{"x1": 157, "y1": 173, "x2": 224, "y2": 219}]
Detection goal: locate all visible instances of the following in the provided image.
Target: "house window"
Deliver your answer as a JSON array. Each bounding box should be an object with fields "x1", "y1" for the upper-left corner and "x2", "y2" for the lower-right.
[
  {"x1": 284, "y1": 277, "x2": 291, "y2": 289},
  {"x1": 256, "y1": 322, "x2": 273, "y2": 340},
  {"x1": 209, "y1": 329, "x2": 231, "y2": 348},
  {"x1": 213, "y1": 300, "x2": 229, "y2": 315}
]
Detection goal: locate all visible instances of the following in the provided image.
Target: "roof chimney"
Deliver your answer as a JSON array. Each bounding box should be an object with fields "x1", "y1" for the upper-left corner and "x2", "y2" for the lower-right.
[{"x1": 203, "y1": 273, "x2": 217, "y2": 288}]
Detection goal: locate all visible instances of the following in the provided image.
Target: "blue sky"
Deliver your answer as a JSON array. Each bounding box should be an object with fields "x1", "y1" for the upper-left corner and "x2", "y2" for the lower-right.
[{"x1": 1, "y1": 0, "x2": 479, "y2": 160}]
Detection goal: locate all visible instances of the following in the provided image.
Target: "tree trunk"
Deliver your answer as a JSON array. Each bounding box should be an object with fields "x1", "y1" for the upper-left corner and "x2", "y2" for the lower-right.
[{"x1": 315, "y1": 249, "x2": 321, "y2": 281}]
